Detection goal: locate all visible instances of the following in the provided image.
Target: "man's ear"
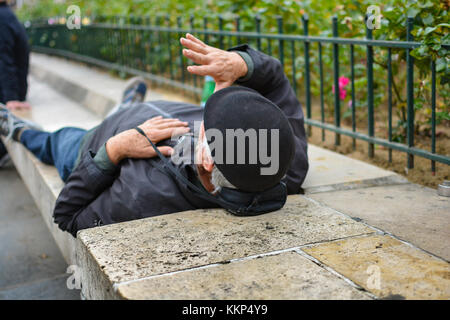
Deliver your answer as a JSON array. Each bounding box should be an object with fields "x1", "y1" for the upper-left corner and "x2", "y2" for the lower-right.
[{"x1": 202, "y1": 147, "x2": 215, "y2": 173}]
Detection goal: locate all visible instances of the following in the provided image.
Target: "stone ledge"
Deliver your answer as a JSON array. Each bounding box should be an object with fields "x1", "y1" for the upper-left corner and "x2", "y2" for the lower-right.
[
  {"x1": 1, "y1": 137, "x2": 76, "y2": 264},
  {"x1": 115, "y1": 251, "x2": 373, "y2": 300},
  {"x1": 76, "y1": 195, "x2": 375, "y2": 299}
]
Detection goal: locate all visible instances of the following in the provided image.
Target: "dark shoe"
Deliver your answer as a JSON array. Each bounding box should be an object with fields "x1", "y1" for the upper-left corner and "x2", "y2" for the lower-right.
[
  {"x1": 0, "y1": 141, "x2": 10, "y2": 168},
  {"x1": 121, "y1": 76, "x2": 147, "y2": 105},
  {"x1": 0, "y1": 152, "x2": 11, "y2": 168},
  {"x1": 0, "y1": 104, "x2": 42, "y2": 141}
]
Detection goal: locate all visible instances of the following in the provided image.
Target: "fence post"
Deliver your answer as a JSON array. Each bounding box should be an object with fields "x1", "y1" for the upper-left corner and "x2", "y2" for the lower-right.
[
  {"x1": 302, "y1": 14, "x2": 311, "y2": 137},
  {"x1": 218, "y1": 15, "x2": 224, "y2": 49},
  {"x1": 350, "y1": 44, "x2": 356, "y2": 150},
  {"x1": 235, "y1": 15, "x2": 241, "y2": 45},
  {"x1": 203, "y1": 17, "x2": 208, "y2": 43},
  {"x1": 365, "y1": 14, "x2": 375, "y2": 158},
  {"x1": 255, "y1": 14, "x2": 261, "y2": 51},
  {"x1": 177, "y1": 16, "x2": 185, "y2": 83},
  {"x1": 145, "y1": 15, "x2": 152, "y2": 78},
  {"x1": 332, "y1": 16, "x2": 340, "y2": 146},
  {"x1": 387, "y1": 48, "x2": 393, "y2": 162},
  {"x1": 406, "y1": 16, "x2": 415, "y2": 169},
  {"x1": 276, "y1": 16, "x2": 284, "y2": 66},
  {"x1": 318, "y1": 42, "x2": 325, "y2": 141},
  {"x1": 431, "y1": 60, "x2": 436, "y2": 174},
  {"x1": 166, "y1": 15, "x2": 174, "y2": 80},
  {"x1": 190, "y1": 14, "x2": 197, "y2": 88}
]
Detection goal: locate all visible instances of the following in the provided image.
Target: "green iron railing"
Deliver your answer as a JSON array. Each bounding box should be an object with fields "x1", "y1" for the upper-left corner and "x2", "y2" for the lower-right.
[{"x1": 26, "y1": 15, "x2": 450, "y2": 172}]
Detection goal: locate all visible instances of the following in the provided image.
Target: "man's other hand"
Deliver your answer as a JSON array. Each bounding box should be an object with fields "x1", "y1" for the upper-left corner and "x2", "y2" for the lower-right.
[
  {"x1": 180, "y1": 33, "x2": 248, "y2": 92},
  {"x1": 6, "y1": 101, "x2": 31, "y2": 110},
  {"x1": 105, "y1": 116, "x2": 190, "y2": 165}
]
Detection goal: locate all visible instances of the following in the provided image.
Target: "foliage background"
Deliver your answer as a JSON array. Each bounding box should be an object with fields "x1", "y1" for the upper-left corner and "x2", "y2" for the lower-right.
[{"x1": 18, "y1": 0, "x2": 449, "y2": 141}]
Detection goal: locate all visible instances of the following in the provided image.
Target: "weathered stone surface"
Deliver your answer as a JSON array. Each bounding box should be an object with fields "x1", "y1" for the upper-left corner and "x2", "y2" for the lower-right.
[
  {"x1": 2, "y1": 138, "x2": 77, "y2": 264},
  {"x1": 77, "y1": 195, "x2": 374, "y2": 288},
  {"x1": 0, "y1": 164, "x2": 69, "y2": 290},
  {"x1": 303, "y1": 235, "x2": 450, "y2": 299},
  {"x1": 116, "y1": 252, "x2": 372, "y2": 300},
  {"x1": 303, "y1": 145, "x2": 400, "y2": 192},
  {"x1": 309, "y1": 183, "x2": 450, "y2": 261},
  {"x1": 15, "y1": 75, "x2": 101, "y2": 131}
]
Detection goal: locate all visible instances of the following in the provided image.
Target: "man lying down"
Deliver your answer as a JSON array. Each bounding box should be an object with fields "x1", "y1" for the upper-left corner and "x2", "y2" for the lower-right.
[{"x1": 0, "y1": 34, "x2": 309, "y2": 237}]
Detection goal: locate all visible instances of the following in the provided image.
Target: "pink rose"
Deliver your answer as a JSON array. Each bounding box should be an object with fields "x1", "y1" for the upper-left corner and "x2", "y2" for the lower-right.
[{"x1": 332, "y1": 76, "x2": 350, "y2": 101}]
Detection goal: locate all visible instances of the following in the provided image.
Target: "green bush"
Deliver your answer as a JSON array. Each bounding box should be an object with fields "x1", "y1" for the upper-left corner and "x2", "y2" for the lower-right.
[{"x1": 19, "y1": 0, "x2": 449, "y2": 140}]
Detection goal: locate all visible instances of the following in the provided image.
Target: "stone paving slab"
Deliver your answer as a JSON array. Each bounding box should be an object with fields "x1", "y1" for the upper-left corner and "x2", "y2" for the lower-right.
[
  {"x1": 13, "y1": 75, "x2": 101, "y2": 132},
  {"x1": 2, "y1": 138, "x2": 77, "y2": 264},
  {"x1": 302, "y1": 145, "x2": 403, "y2": 193},
  {"x1": 30, "y1": 52, "x2": 176, "y2": 117},
  {"x1": 77, "y1": 195, "x2": 374, "y2": 299},
  {"x1": 0, "y1": 164, "x2": 68, "y2": 289},
  {"x1": 116, "y1": 252, "x2": 372, "y2": 300},
  {"x1": 0, "y1": 274, "x2": 80, "y2": 300},
  {"x1": 308, "y1": 184, "x2": 450, "y2": 261},
  {"x1": 303, "y1": 234, "x2": 450, "y2": 299}
]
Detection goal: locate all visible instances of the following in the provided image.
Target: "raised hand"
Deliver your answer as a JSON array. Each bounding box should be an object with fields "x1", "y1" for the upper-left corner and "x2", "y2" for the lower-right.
[{"x1": 180, "y1": 33, "x2": 248, "y2": 92}]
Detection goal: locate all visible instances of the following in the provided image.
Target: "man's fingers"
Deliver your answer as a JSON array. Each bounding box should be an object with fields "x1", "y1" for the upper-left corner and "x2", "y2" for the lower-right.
[
  {"x1": 180, "y1": 37, "x2": 208, "y2": 54},
  {"x1": 147, "y1": 117, "x2": 181, "y2": 126},
  {"x1": 186, "y1": 33, "x2": 206, "y2": 47},
  {"x1": 155, "y1": 121, "x2": 189, "y2": 130},
  {"x1": 152, "y1": 118, "x2": 188, "y2": 126},
  {"x1": 186, "y1": 65, "x2": 213, "y2": 76},
  {"x1": 183, "y1": 49, "x2": 209, "y2": 65},
  {"x1": 157, "y1": 126, "x2": 190, "y2": 140},
  {"x1": 156, "y1": 146, "x2": 174, "y2": 157},
  {"x1": 148, "y1": 116, "x2": 163, "y2": 123}
]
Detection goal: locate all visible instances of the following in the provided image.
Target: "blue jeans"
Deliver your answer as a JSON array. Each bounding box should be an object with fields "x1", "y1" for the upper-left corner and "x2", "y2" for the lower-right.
[{"x1": 20, "y1": 127, "x2": 87, "y2": 182}]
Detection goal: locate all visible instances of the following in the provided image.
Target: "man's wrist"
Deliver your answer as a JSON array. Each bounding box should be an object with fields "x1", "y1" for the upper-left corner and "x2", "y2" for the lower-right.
[
  {"x1": 231, "y1": 51, "x2": 248, "y2": 80},
  {"x1": 94, "y1": 144, "x2": 120, "y2": 175},
  {"x1": 231, "y1": 51, "x2": 254, "y2": 83},
  {"x1": 106, "y1": 136, "x2": 124, "y2": 165}
]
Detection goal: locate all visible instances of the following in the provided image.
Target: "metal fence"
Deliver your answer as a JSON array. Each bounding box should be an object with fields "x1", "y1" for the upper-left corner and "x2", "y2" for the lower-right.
[{"x1": 26, "y1": 15, "x2": 449, "y2": 172}]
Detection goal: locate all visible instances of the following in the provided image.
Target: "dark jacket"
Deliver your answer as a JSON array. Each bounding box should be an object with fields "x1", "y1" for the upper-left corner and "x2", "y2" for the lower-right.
[
  {"x1": 53, "y1": 45, "x2": 309, "y2": 237},
  {"x1": 0, "y1": 2, "x2": 29, "y2": 104}
]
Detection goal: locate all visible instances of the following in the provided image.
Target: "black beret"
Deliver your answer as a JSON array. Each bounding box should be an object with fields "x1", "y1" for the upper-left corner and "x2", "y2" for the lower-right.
[{"x1": 204, "y1": 86, "x2": 295, "y2": 192}]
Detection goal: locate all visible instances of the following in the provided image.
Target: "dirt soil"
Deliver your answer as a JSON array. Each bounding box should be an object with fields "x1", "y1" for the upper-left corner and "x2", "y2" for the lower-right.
[{"x1": 308, "y1": 125, "x2": 449, "y2": 189}]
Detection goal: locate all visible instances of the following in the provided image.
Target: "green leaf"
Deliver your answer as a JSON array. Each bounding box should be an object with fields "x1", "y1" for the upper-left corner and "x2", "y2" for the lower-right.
[
  {"x1": 424, "y1": 26, "x2": 436, "y2": 35},
  {"x1": 418, "y1": 0, "x2": 434, "y2": 9},
  {"x1": 407, "y1": 7, "x2": 420, "y2": 18},
  {"x1": 422, "y1": 13, "x2": 434, "y2": 26},
  {"x1": 436, "y1": 58, "x2": 446, "y2": 72}
]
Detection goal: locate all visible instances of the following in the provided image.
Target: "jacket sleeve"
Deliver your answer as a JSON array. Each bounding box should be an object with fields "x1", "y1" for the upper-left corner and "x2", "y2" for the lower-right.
[
  {"x1": 53, "y1": 149, "x2": 120, "y2": 237},
  {"x1": 0, "y1": 23, "x2": 20, "y2": 102},
  {"x1": 229, "y1": 44, "x2": 309, "y2": 194}
]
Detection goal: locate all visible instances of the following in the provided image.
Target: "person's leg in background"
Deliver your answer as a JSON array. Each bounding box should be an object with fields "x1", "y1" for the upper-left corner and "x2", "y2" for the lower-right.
[
  {"x1": 1, "y1": 105, "x2": 86, "y2": 181},
  {"x1": 19, "y1": 128, "x2": 87, "y2": 181}
]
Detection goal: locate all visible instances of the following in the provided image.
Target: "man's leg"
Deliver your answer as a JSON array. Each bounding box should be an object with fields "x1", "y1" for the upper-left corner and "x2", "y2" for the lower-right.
[
  {"x1": 19, "y1": 127, "x2": 87, "y2": 181},
  {"x1": 1, "y1": 105, "x2": 86, "y2": 181}
]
